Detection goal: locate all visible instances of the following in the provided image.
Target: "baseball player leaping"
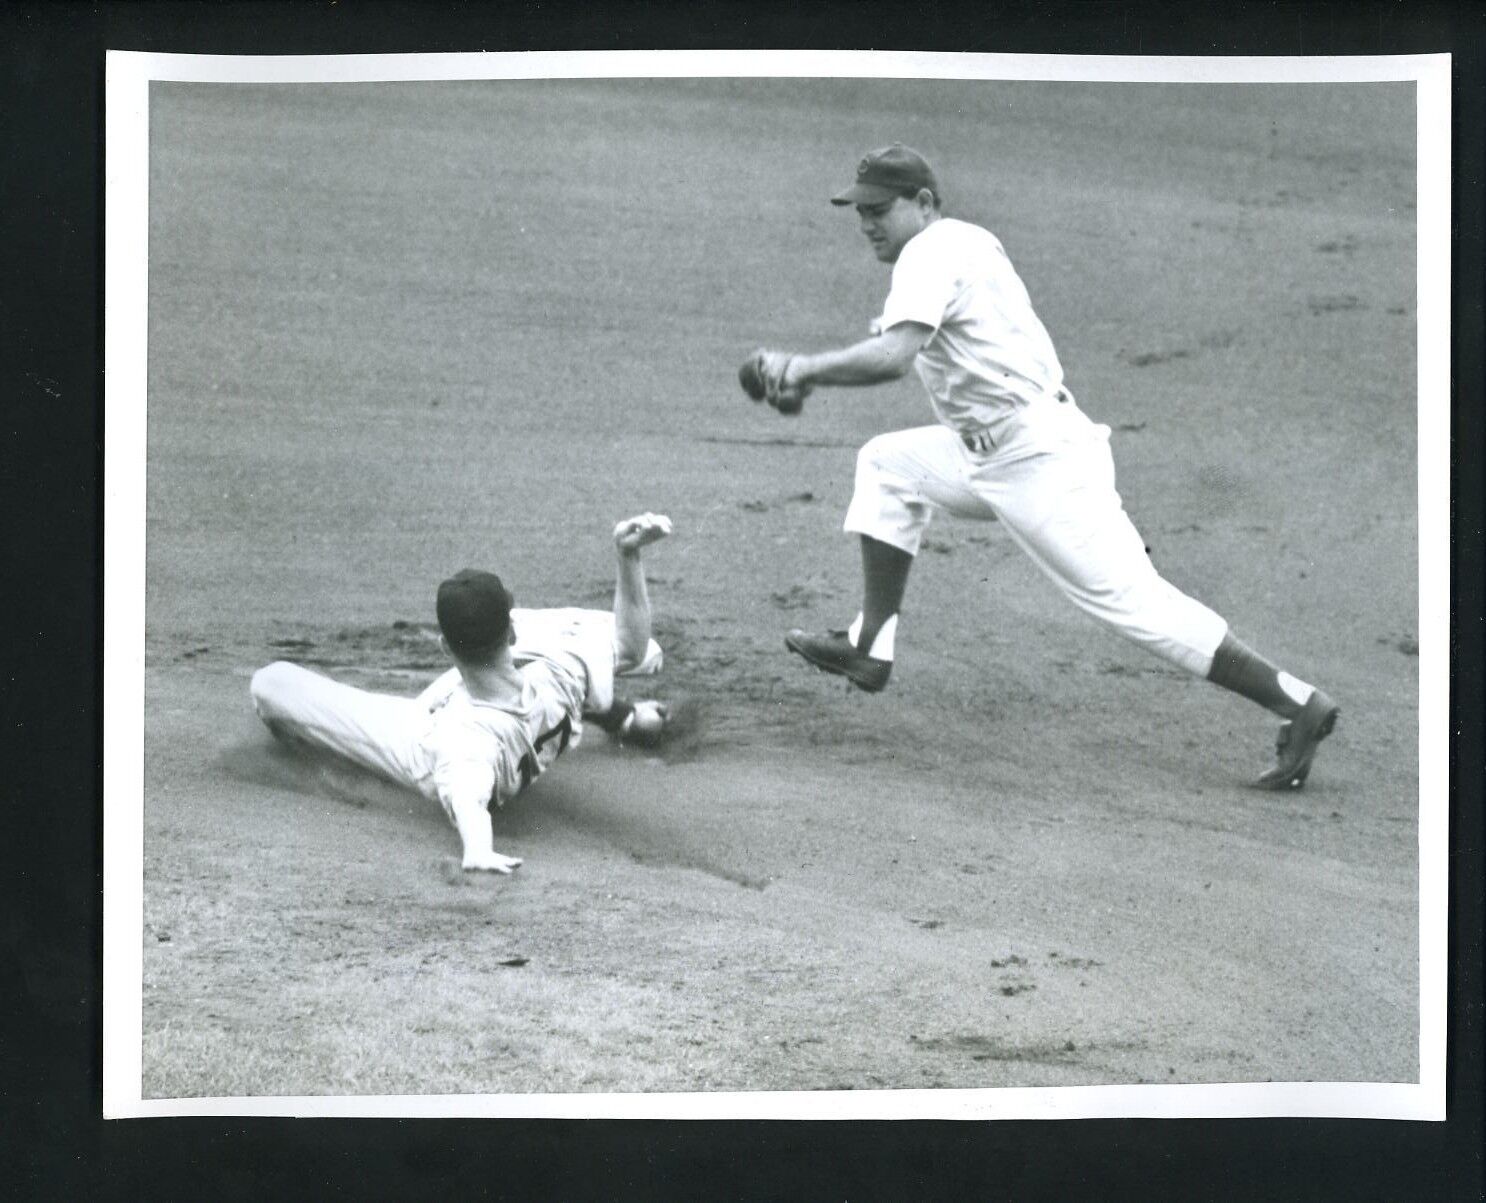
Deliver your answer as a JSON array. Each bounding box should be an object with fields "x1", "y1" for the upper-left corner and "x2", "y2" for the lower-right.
[
  {"x1": 250, "y1": 513, "x2": 673, "y2": 870},
  {"x1": 742, "y1": 144, "x2": 1338, "y2": 790}
]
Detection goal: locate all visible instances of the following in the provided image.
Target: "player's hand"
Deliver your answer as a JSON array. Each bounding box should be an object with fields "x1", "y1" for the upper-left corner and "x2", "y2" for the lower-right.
[
  {"x1": 613, "y1": 512, "x2": 673, "y2": 555},
  {"x1": 624, "y1": 699, "x2": 670, "y2": 747},
  {"x1": 739, "y1": 348, "x2": 811, "y2": 415},
  {"x1": 462, "y1": 850, "x2": 524, "y2": 874}
]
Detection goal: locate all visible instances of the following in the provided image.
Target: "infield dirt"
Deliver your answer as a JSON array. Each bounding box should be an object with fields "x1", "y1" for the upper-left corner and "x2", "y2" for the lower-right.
[{"x1": 137, "y1": 77, "x2": 1420, "y2": 1098}]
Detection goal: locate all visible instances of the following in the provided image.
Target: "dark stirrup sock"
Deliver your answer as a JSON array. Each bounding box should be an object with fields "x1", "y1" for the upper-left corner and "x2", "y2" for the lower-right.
[
  {"x1": 1206, "y1": 631, "x2": 1313, "y2": 720},
  {"x1": 857, "y1": 536, "x2": 913, "y2": 651}
]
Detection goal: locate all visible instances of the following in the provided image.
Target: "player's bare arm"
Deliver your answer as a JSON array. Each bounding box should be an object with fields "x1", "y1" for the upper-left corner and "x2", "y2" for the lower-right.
[
  {"x1": 586, "y1": 697, "x2": 671, "y2": 747},
  {"x1": 436, "y1": 764, "x2": 524, "y2": 873},
  {"x1": 786, "y1": 322, "x2": 934, "y2": 390},
  {"x1": 740, "y1": 325, "x2": 932, "y2": 415},
  {"x1": 612, "y1": 511, "x2": 671, "y2": 671},
  {"x1": 607, "y1": 512, "x2": 672, "y2": 745}
]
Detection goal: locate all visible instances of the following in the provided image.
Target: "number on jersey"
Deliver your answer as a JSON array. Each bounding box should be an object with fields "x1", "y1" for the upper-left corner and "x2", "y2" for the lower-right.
[{"x1": 516, "y1": 712, "x2": 573, "y2": 791}]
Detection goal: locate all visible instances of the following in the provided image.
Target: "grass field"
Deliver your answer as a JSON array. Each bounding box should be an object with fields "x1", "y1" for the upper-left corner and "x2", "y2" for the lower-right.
[{"x1": 136, "y1": 75, "x2": 1420, "y2": 1101}]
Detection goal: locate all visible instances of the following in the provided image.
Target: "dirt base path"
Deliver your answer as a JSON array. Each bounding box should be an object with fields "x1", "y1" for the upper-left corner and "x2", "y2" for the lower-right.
[{"x1": 135, "y1": 77, "x2": 1421, "y2": 1098}]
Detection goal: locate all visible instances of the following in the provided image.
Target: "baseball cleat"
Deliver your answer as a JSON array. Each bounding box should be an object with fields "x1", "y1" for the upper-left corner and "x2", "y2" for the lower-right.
[
  {"x1": 785, "y1": 628, "x2": 892, "y2": 693},
  {"x1": 1256, "y1": 688, "x2": 1339, "y2": 790}
]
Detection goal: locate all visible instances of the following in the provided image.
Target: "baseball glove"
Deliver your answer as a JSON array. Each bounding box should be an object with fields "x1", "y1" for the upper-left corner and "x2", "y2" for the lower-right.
[{"x1": 739, "y1": 348, "x2": 811, "y2": 416}]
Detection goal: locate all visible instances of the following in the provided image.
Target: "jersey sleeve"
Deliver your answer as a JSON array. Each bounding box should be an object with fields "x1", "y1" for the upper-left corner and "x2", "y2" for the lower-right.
[
  {"x1": 428, "y1": 738, "x2": 499, "y2": 819},
  {"x1": 415, "y1": 667, "x2": 463, "y2": 713},
  {"x1": 510, "y1": 607, "x2": 619, "y2": 714},
  {"x1": 426, "y1": 738, "x2": 503, "y2": 865},
  {"x1": 877, "y1": 230, "x2": 958, "y2": 334}
]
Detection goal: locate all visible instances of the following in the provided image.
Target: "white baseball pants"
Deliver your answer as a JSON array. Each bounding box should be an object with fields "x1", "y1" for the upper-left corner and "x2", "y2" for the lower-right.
[
  {"x1": 249, "y1": 609, "x2": 663, "y2": 793},
  {"x1": 843, "y1": 418, "x2": 1229, "y2": 677},
  {"x1": 250, "y1": 661, "x2": 438, "y2": 797}
]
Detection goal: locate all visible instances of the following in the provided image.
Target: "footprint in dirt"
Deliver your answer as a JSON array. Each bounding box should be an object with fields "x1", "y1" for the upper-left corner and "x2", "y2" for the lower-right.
[
  {"x1": 1376, "y1": 633, "x2": 1419, "y2": 657},
  {"x1": 910, "y1": 1033, "x2": 1074, "y2": 1065},
  {"x1": 628, "y1": 847, "x2": 769, "y2": 891},
  {"x1": 1125, "y1": 348, "x2": 1192, "y2": 368},
  {"x1": 769, "y1": 584, "x2": 824, "y2": 611},
  {"x1": 741, "y1": 492, "x2": 819, "y2": 513},
  {"x1": 271, "y1": 624, "x2": 448, "y2": 674},
  {"x1": 1306, "y1": 294, "x2": 1364, "y2": 316},
  {"x1": 1047, "y1": 952, "x2": 1102, "y2": 970}
]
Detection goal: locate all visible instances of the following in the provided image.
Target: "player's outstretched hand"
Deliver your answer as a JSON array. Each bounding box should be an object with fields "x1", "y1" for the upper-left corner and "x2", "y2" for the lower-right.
[
  {"x1": 739, "y1": 348, "x2": 811, "y2": 415},
  {"x1": 624, "y1": 699, "x2": 670, "y2": 747},
  {"x1": 463, "y1": 850, "x2": 524, "y2": 874},
  {"x1": 614, "y1": 512, "x2": 673, "y2": 555}
]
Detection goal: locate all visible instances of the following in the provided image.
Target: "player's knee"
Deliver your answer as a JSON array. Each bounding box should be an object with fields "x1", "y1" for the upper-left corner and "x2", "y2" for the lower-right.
[
  {"x1": 857, "y1": 433, "x2": 899, "y2": 473},
  {"x1": 854, "y1": 436, "x2": 913, "y2": 504},
  {"x1": 249, "y1": 661, "x2": 297, "y2": 715},
  {"x1": 1078, "y1": 580, "x2": 1143, "y2": 626}
]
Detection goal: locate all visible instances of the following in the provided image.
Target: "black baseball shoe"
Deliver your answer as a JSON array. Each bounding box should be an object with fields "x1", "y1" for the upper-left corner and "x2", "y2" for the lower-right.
[
  {"x1": 785, "y1": 629, "x2": 892, "y2": 693},
  {"x1": 1256, "y1": 688, "x2": 1339, "y2": 789}
]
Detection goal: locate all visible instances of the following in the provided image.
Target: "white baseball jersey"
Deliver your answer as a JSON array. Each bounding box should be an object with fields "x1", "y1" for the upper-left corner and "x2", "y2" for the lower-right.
[
  {"x1": 843, "y1": 215, "x2": 1229, "y2": 678},
  {"x1": 878, "y1": 217, "x2": 1068, "y2": 444},
  {"x1": 250, "y1": 608, "x2": 662, "y2": 827},
  {"x1": 416, "y1": 607, "x2": 653, "y2": 816}
]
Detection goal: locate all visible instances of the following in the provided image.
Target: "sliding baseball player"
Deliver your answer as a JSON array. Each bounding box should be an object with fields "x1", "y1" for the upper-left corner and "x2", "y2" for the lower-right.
[{"x1": 250, "y1": 513, "x2": 673, "y2": 870}]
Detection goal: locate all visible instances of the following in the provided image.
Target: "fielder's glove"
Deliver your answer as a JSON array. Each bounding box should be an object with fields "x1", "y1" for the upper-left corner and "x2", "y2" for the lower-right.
[{"x1": 739, "y1": 348, "x2": 811, "y2": 416}]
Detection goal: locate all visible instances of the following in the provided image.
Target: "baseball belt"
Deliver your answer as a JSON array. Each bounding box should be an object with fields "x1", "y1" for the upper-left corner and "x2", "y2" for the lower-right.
[{"x1": 960, "y1": 388, "x2": 1076, "y2": 454}]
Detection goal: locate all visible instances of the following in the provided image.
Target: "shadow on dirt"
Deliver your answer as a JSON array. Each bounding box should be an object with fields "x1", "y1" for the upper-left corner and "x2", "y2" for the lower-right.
[
  {"x1": 534, "y1": 780, "x2": 773, "y2": 891},
  {"x1": 217, "y1": 736, "x2": 411, "y2": 812},
  {"x1": 217, "y1": 720, "x2": 766, "y2": 889}
]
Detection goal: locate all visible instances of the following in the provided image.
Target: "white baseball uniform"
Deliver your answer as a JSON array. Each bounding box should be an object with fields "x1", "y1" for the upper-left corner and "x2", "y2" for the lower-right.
[
  {"x1": 250, "y1": 608, "x2": 663, "y2": 825},
  {"x1": 844, "y1": 217, "x2": 1228, "y2": 676}
]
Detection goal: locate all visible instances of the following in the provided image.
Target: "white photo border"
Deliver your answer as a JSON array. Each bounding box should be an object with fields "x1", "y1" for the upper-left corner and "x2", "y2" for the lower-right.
[{"x1": 103, "y1": 48, "x2": 1451, "y2": 1122}]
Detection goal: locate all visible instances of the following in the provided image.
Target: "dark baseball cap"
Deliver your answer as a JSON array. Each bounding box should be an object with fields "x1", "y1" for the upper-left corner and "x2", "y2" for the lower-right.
[
  {"x1": 436, "y1": 568, "x2": 513, "y2": 660},
  {"x1": 831, "y1": 144, "x2": 939, "y2": 206}
]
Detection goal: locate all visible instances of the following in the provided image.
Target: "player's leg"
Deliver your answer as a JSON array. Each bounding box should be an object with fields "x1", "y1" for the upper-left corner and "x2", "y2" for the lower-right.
[
  {"x1": 1207, "y1": 633, "x2": 1317, "y2": 720},
  {"x1": 986, "y1": 442, "x2": 1228, "y2": 675},
  {"x1": 249, "y1": 661, "x2": 433, "y2": 792},
  {"x1": 787, "y1": 426, "x2": 994, "y2": 691},
  {"x1": 855, "y1": 534, "x2": 914, "y2": 656},
  {"x1": 983, "y1": 435, "x2": 1337, "y2": 786},
  {"x1": 1207, "y1": 633, "x2": 1338, "y2": 788}
]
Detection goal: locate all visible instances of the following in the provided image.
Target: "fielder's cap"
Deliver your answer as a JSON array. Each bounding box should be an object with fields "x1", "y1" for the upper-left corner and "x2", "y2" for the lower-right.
[
  {"x1": 831, "y1": 144, "x2": 939, "y2": 206},
  {"x1": 436, "y1": 568, "x2": 513, "y2": 659}
]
